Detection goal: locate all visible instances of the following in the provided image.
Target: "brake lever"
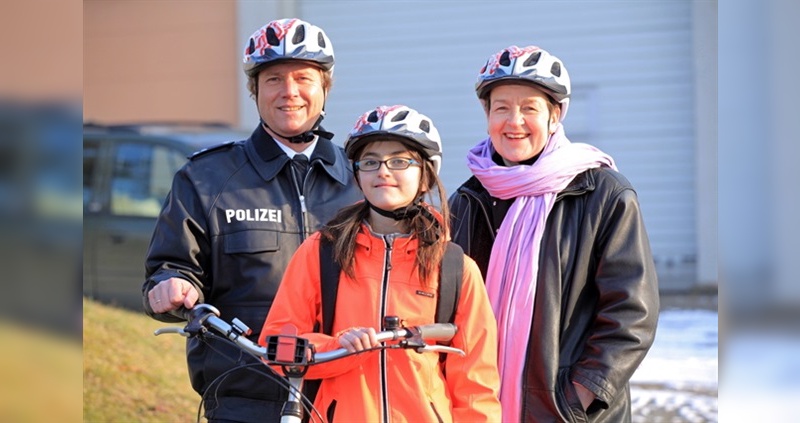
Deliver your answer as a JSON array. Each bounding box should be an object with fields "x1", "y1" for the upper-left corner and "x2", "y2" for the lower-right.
[
  {"x1": 414, "y1": 345, "x2": 466, "y2": 357},
  {"x1": 153, "y1": 318, "x2": 209, "y2": 338},
  {"x1": 398, "y1": 338, "x2": 425, "y2": 349},
  {"x1": 154, "y1": 326, "x2": 189, "y2": 337}
]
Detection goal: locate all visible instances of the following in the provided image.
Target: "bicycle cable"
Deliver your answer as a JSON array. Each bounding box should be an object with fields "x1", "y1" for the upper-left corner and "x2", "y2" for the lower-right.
[
  {"x1": 193, "y1": 330, "x2": 312, "y2": 422},
  {"x1": 196, "y1": 329, "x2": 400, "y2": 422}
]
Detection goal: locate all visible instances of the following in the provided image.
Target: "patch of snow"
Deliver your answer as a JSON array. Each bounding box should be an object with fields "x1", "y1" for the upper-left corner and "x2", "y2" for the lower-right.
[{"x1": 632, "y1": 309, "x2": 718, "y2": 389}]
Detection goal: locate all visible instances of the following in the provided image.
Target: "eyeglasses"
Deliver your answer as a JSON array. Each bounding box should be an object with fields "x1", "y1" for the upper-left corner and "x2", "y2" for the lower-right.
[{"x1": 354, "y1": 157, "x2": 421, "y2": 172}]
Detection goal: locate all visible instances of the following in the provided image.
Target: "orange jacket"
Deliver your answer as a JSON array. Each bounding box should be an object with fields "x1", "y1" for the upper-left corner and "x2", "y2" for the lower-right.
[{"x1": 259, "y1": 226, "x2": 501, "y2": 422}]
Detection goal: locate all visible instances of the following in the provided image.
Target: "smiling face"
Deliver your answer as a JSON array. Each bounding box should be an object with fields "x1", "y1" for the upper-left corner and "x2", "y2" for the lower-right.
[
  {"x1": 356, "y1": 140, "x2": 423, "y2": 215},
  {"x1": 485, "y1": 83, "x2": 560, "y2": 164},
  {"x1": 256, "y1": 61, "x2": 326, "y2": 148}
]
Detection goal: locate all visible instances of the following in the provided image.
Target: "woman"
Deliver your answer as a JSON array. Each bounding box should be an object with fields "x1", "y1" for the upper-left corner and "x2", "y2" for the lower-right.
[
  {"x1": 449, "y1": 45, "x2": 660, "y2": 422},
  {"x1": 260, "y1": 105, "x2": 501, "y2": 422}
]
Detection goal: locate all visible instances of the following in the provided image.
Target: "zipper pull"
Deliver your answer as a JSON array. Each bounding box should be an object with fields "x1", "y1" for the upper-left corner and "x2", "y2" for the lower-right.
[
  {"x1": 299, "y1": 195, "x2": 308, "y2": 239},
  {"x1": 384, "y1": 234, "x2": 393, "y2": 270}
]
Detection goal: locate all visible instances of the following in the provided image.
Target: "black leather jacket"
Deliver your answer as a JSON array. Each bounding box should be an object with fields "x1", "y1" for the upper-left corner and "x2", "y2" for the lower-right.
[
  {"x1": 449, "y1": 167, "x2": 659, "y2": 423},
  {"x1": 142, "y1": 125, "x2": 362, "y2": 421}
]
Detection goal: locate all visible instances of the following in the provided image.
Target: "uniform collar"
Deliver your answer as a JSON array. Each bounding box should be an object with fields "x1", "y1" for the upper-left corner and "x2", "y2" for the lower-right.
[
  {"x1": 274, "y1": 135, "x2": 318, "y2": 159},
  {"x1": 245, "y1": 124, "x2": 350, "y2": 185}
]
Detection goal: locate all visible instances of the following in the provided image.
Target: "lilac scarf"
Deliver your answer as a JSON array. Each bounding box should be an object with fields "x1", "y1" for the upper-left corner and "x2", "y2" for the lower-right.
[{"x1": 467, "y1": 124, "x2": 616, "y2": 420}]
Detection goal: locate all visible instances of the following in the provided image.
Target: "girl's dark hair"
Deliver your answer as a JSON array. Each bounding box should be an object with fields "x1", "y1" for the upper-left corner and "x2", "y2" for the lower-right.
[{"x1": 319, "y1": 147, "x2": 450, "y2": 287}]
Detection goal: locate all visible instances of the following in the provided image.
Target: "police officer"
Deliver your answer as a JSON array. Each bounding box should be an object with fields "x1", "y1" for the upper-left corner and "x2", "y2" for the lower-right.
[{"x1": 142, "y1": 18, "x2": 362, "y2": 422}]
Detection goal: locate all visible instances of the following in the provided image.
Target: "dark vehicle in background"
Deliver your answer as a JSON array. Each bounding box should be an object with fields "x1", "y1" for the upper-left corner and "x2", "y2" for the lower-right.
[
  {"x1": 83, "y1": 122, "x2": 250, "y2": 310},
  {"x1": 1, "y1": 102, "x2": 82, "y2": 334}
]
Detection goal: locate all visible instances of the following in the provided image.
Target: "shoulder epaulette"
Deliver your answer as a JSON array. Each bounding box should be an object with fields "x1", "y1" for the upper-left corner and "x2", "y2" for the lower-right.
[{"x1": 188, "y1": 141, "x2": 237, "y2": 160}]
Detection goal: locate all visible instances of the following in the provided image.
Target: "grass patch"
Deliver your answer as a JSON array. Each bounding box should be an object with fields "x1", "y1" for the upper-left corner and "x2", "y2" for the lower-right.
[
  {"x1": 0, "y1": 320, "x2": 82, "y2": 422},
  {"x1": 83, "y1": 298, "x2": 202, "y2": 422}
]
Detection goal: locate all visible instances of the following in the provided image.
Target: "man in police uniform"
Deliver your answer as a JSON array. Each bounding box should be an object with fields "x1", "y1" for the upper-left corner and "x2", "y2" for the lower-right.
[{"x1": 142, "y1": 19, "x2": 362, "y2": 422}]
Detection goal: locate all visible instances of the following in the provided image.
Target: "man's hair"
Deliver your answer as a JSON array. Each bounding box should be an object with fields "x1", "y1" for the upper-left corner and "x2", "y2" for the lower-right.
[{"x1": 246, "y1": 62, "x2": 333, "y2": 99}]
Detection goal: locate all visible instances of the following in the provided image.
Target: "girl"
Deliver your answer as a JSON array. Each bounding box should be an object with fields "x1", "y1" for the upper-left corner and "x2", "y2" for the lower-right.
[{"x1": 260, "y1": 105, "x2": 501, "y2": 422}]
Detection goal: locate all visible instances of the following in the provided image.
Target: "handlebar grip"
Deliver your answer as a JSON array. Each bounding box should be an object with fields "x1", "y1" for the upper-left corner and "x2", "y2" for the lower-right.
[
  {"x1": 181, "y1": 303, "x2": 220, "y2": 322},
  {"x1": 416, "y1": 323, "x2": 458, "y2": 342},
  {"x1": 174, "y1": 306, "x2": 192, "y2": 321},
  {"x1": 153, "y1": 304, "x2": 221, "y2": 337}
]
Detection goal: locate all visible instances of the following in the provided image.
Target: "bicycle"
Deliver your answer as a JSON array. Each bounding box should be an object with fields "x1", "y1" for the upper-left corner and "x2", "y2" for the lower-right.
[{"x1": 154, "y1": 303, "x2": 466, "y2": 423}]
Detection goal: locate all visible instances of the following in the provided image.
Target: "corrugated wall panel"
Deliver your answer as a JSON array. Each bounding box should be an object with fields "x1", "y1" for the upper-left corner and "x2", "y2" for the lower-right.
[{"x1": 301, "y1": 1, "x2": 695, "y2": 289}]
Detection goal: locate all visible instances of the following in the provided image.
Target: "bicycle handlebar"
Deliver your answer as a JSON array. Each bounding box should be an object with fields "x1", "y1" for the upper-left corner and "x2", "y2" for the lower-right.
[
  {"x1": 404, "y1": 323, "x2": 458, "y2": 343},
  {"x1": 154, "y1": 304, "x2": 465, "y2": 366}
]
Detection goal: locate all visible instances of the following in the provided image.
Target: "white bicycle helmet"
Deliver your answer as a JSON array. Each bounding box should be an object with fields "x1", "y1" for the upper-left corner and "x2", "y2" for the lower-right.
[
  {"x1": 476, "y1": 45, "x2": 571, "y2": 121},
  {"x1": 243, "y1": 18, "x2": 334, "y2": 76},
  {"x1": 345, "y1": 105, "x2": 443, "y2": 174}
]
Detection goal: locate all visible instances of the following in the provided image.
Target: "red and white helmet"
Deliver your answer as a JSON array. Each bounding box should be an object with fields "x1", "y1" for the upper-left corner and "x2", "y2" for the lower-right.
[
  {"x1": 345, "y1": 105, "x2": 443, "y2": 174},
  {"x1": 476, "y1": 45, "x2": 571, "y2": 121},
  {"x1": 243, "y1": 18, "x2": 334, "y2": 76}
]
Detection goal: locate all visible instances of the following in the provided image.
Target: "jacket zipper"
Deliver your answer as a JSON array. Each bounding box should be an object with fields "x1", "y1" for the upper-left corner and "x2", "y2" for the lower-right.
[
  {"x1": 299, "y1": 159, "x2": 319, "y2": 239},
  {"x1": 299, "y1": 194, "x2": 307, "y2": 238},
  {"x1": 429, "y1": 402, "x2": 445, "y2": 423},
  {"x1": 379, "y1": 234, "x2": 394, "y2": 423},
  {"x1": 289, "y1": 161, "x2": 309, "y2": 241}
]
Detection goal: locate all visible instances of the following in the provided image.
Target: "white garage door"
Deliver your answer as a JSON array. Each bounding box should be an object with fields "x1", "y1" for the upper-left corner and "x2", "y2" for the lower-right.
[{"x1": 298, "y1": 1, "x2": 696, "y2": 289}]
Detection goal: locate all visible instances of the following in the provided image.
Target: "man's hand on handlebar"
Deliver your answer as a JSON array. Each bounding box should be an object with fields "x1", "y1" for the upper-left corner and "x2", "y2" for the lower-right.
[
  {"x1": 148, "y1": 278, "x2": 200, "y2": 314},
  {"x1": 337, "y1": 327, "x2": 379, "y2": 353}
]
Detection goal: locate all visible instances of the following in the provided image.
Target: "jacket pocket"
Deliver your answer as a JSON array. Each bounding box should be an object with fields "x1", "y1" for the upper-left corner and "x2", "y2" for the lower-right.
[
  {"x1": 223, "y1": 230, "x2": 279, "y2": 254},
  {"x1": 556, "y1": 367, "x2": 589, "y2": 423}
]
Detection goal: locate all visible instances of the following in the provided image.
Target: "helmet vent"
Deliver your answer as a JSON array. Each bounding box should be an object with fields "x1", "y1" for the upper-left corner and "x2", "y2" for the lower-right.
[
  {"x1": 292, "y1": 25, "x2": 305, "y2": 44},
  {"x1": 367, "y1": 111, "x2": 379, "y2": 122},
  {"x1": 524, "y1": 51, "x2": 541, "y2": 67},
  {"x1": 392, "y1": 110, "x2": 409, "y2": 122},
  {"x1": 499, "y1": 51, "x2": 511, "y2": 66},
  {"x1": 419, "y1": 120, "x2": 431, "y2": 133},
  {"x1": 550, "y1": 61, "x2": 561, "y2": 77},
  {"x1": 243, "y1": 20, "x2": 335, "y2": 74},
  {"x1": 267, "y1": 27, "x2": 280, "y2": 46}
]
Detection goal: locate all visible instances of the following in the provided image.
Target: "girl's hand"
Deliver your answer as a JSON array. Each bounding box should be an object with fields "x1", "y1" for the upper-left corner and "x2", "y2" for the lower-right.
[{"x1": 338, "y1": 327, "x2": 379, "y2": 353}]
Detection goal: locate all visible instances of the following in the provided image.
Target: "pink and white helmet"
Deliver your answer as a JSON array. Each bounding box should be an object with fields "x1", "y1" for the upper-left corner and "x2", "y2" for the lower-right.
[
  {"x1": 476, "y1": 45, "x2": 571, "y2": 121},
  {"x1": 345, "y1": 105, "x2": 443, "y2": 174},
  {"x1": 243, "y1": 18, "x2": 334, "y2": 76}
]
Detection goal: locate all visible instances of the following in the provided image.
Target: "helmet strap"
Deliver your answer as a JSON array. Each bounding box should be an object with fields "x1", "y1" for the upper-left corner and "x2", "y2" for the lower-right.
[
  {"x1": 365, "y1": 198, "x2": 442, "y2": 244},
  {"x1": 365, "y1": 197, "x2": 424, "y2": 221},
  {"x1": 260, "y1": 112, "x2": 331, "y2": 144}
]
